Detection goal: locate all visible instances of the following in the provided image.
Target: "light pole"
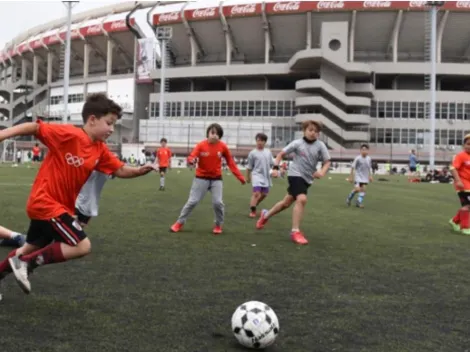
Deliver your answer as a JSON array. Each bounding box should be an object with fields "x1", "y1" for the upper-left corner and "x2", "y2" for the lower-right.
[
  {"x1": 156, "y1": 26, "x2": 172, "y2": 122},
  {"x1": 426, "y1": 1, "x2": 444, "y2": 170},
  {"x1": 62, "y1": 1, "x2": 79, "y2": 123}
]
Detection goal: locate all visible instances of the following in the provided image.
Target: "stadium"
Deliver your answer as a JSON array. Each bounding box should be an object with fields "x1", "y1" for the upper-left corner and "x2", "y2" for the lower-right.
[
  {"x1": 0, "y1": 2, "x2": 470, "y2": 351},
  {"x1": 1, "y1": 1, "x2": 469, "y2": 163}
]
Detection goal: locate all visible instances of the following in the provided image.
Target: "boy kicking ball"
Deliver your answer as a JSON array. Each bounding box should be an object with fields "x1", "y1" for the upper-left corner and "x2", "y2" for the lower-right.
[
  {"x1": 256, "y1": 120, "x2": 331, "y2": 245},
  {"x1": 346, "y1": 144, "x2": 373, "y2": 208}
]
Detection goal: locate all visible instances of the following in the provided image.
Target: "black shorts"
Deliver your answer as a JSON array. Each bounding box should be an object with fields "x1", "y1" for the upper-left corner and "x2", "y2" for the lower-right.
[
  {"x1": 26, "y1": 213, "x2": 87, "y2": 248},
  {"x1": 458, "y1": 192, "x2": 470, "y2": 207},
  {"x1": 75, "y1": 208, "x2": 91, "y2": 225},
  {"x1": 287, "y1": 176, "x2": 310, "y2": 199},
  {"x1": 410, "y1": 166, "x2": 417, "y2": 172},
  {"x1": 32, "y1": 155, "x2": 40, "y2": 162},
  {"x1": 355, "y1": 182, "x2": 368, "y2": 187},
  {"x1": 159, "y1": 167, "x2": 167, "y2": 173}
]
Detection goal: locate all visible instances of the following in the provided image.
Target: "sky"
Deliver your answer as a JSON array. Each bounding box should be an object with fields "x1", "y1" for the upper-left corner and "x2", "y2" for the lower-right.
[{"x1": 0, "y1": 1, "x2": 150, "y2": 49}]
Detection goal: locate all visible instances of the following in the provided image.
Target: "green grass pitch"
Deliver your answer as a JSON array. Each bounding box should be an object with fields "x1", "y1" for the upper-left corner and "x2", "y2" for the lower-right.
[{"x1": 0, "y1": 167, "x2": 468, "y2": 351}]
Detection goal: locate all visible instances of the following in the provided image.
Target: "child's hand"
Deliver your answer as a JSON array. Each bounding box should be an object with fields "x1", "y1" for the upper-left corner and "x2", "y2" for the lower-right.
[
  {"x1": 313, "y1": 171, "x2": 325, "y2": 179},
  {"x1": 369, "y1": 176, "x2": 373, "y2": 183},
  {"x1": 139, "y1": 164, "x2": 158, "y2": 175},
  {"x1": 456, "y1": 180, "x2": 465, "y2": 190}
]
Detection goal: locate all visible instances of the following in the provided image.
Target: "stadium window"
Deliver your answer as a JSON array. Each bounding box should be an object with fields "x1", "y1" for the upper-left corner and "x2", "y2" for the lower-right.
[
  {"x1": 214, "y1": 101, "x2": 220, "y2": 117},
  {"x1": 457, "y1": 130, "x2": 463, "y2": 144},
  {"x1": 417, "y1": 129, "x2": 424, "y2": 144},
  {"x1": 276, "y1": 101, "x2": 283, "y2": 117},
  {"x1": 417, "y1": 102, "x2": 425, "y2": 119},
  {"x1": 369, "y1": 128, "x2": 377, "y2": 143},
  {"x1": 377, "y1": 129, "x2": 385, "y2": 143},
  {"x1": 201, "y1": 102, "x2": 207, "y2": 117},
  {"x1": 241, "y1": 101, "x2": 248, "y2": 116},
  {"x1": 393, "y1": 129, "x2": 400, "y2": 143},
  {"x1": 409, "y1": 102, "x2": 417, "y2": 119},
  {"x1": 385, "y1": 129, "x2": 392, "y2": 143},
  {"x1": 227, "y1": 101, "x2": 233, "y2": 116},
  {"x1": 255, "y1": 101, "x2": 262, "y2": 117},
  {"x1": 464, "y1": 103, "x2": 470, "y2": 120},
  {"x1": 409, "y1": 129, "x2": 416, "y2": 144},
  {"x1": 248, "y1": 101, "x2": 255, "y2": 117},
  {"x1": 441, "y1": 103, "x2": 448, "y2": 119},
  {"x1": 377, "y1": 101, "x2": 385, "y2": 118},
  {"x1": 401, "y1": 129, "x2": 409, "y2": 144},
  {"x1": 221, "y1": 101, "x2": 227, "y2": 117},
  {"x1": 262, "y1": 101, "x2": 269, "y2": 117},
  {"x1": 393, "y1": 102, "x2": 400, "y2": 118},
  {"x1": 448, "y1": 103, "x2": 456, "y2": 120},
  {"x1": 401, "y1": 102, "x2": 409, "y2": 118},
  {"x1": 448, "y1": 130, "x2": 456, "y2": 145},
  {"x1": 184, "y1": 102, "x2": 190, "y2": 116},
  {"x1": 234, "y1": 101, "x2": 241, "y2": 117},
  {"x1": 457, "y1": 103, "x2": 464, "y2": 120},
  {"x1": 269, "y1": 101, "x2": 276, "y2": 116},
  {"x1": 440, "y1": 130, "x2": 448, "y2": 145},
  {"x1": 370, "y1": 100, "x2": 377, "y2": 118},
  {"x1": 207, "y1": 101, "x2": 214, "y2": 117},
  {"x1": 155, "y1": 103, "x2": 160, "y2": 118},
  {"x1": 189, "y1": 101, "x2": 195, "y2": 117},
  {"x1": 194, "y1": 101, "x2": 201, "y2": 117},
  {"x1": 385, "y1": 102, "x2": 393, "y2": 118},
  {"x1": 435, "y1": 130, "x2": 440, "y2": 145}
]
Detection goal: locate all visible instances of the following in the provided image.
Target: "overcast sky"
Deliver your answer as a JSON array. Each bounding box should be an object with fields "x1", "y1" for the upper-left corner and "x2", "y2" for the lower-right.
[{"x1": 0, "y1": 1, "x2": 132, "y2": 48}]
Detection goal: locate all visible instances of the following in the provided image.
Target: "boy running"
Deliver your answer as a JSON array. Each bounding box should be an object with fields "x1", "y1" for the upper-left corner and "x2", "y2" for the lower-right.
[
  {"x1": 156, "y1": 138, "x2": 172, "y2": 191},
  {"x1": 346, "y1": 144, "x2": 373, "y2": 208},
  {"x1": 256, "y1": 120, "x2": 331, "y2": 245},
  {"x1": 170, "y1": 123, "x2": 245, "y2": 234},
  {"x1": 0, "y1": 93, "x2": 157, "y2": 295},
  {"x1": 246, "y1": 133, "x2": 274, "y2": 218},
  {"x1": 449, "y1": 133, "x2": 470, "y2": 235}
]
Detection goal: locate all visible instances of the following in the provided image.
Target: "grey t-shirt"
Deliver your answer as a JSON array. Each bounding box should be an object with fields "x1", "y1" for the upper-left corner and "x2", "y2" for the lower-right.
[
  {"x1": 352, "y1": 155, "x2": 372, "y2": 183},
  {"x1": 282, "y1": 138, "x2": 330, "y2": 184},
  {"x1": 75, "y1": 171, "x2": 112, "y2": 217},
  {"x1": 247, "y1": 148, "x2": 274, "y2": 187}
]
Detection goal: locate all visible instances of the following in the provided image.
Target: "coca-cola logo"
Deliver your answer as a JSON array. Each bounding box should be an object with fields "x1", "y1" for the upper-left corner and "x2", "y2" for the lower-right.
[
  {"x1": 110, "y1": 20, "x2": 126, "y2": 30},
  {"x1": 159, "y1": 12, "x2": 179, "y2": 23},
  {"x1": 317, "y1": 1, "x2": 345, "y2": 10},
  {"x1": 230, "y1": 4, "x2": 257, "y2": 15},
  {"x1": 192, "y1": 7, "x2": 217, "y2": 18},
  {"x1": 409, "y1": 1, "x2": 426, "y2": 8},
  {"x1": 363, "y1": 1, "x2": 391, "y2": 8},
  {"x1": 273, "y1": 2, "x2": 301, "y2": 12},
  {"x1": 86, "y1": 25, "x2": 102, "y2": 35},
  {"x1": 456, "y1": 1, "x2": 470, "y2": 8}
]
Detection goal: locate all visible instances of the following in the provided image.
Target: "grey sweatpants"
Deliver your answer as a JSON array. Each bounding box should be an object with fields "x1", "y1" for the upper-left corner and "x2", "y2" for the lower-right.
[{"x1": 177, "y1": 178, "x2": 224, "y2": 225}]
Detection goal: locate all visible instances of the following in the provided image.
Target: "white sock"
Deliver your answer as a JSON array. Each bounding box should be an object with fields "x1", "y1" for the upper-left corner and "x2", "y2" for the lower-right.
[
  {"x1": 9, "y1": 232, "x2": 20, "y2": 239},
  {"x1": 291, "y1": 228, "x2": 299, "y2": 233},
  {"x1": 160, "y1": 177, "x2": 165, "y2": 187}
]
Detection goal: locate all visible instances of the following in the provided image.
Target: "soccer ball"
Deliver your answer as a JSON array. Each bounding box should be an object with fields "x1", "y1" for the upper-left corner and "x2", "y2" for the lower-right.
[{"x1": 231, "y1": 301, "x2": 279, "y2": 349}]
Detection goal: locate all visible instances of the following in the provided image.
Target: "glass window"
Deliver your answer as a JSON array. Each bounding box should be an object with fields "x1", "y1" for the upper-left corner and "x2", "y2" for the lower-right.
[
  {"x1": 269, "y1": 101, "x2": 276, "y2": 116},
  {"x1": 248, "y1": 101, "x2": 255, "y2": 117},
  {"x1": 220, "y1": 101, "x2": 227, "y2": 117},
  {"x1": 457, "y1": 130, "x2": 463, "y2": 144},
  {"x1": 440, "y1": 129, "x2": 448, "y2": 146},
  {"x1": 214, "y1": 101, "x2": 220, "y2": 117},
  {"x1": 227, "y1": 101, "x2": 233, "y2": 116},
  {"x1": 409, "y1": 129, "x2": 416, "y2": 144},
  {"x1": 441, "y1": 103, "x2": 448, "y2": 119},
  {"x1": 207, "y1": 101, "x2": 214, "y2": 117},
  {"x1": 393, "y1": 128, "x2": 400, "y2": 143},
  {"x1": 370, "y1": 128, "x2": 377, "y2": 143},
  {"x1": 378, "y1": 101, "x2": 385, "y2": 118},
  {"x1": 448, "y1": 130, "x2": 456, "y2": 145},
  {"x1": 434, "y1": 129, "x2": 440, "y2": 145},
  {"x1": 448, "y1": 103, "x2": 456, "y2": 120},
  {"x1": 255, "y1": 101, "x2": 262, "y2": 116},
  {"x1": 385, "y1": 128, "x2": 392, "y2": 143},
  {"x1": 241, "y1": 101, "x2": 248, "y2": 116},
  {"x1": 377, "y1": 128, "x2": 384, "y2": 143},
  {"x1": 409, "y1": 102, "x2": 416, "y2": 118},
  {"x1": 234, "y1": 101, "x2": 241, "y2": 117},
  {"x1": 401, "y1": 128, "x2": 409, "y2": 144},
  {"x1": 385, "y1": 102, "x2": 393, "y2": 118},
  {"x1": 457, "y1": 103, "x2": 464, "y2": 120},
  {"x1": 262, "y1": 101, "x2": 269, "y2": 117},
  {"x1": 401, "y1": 101, "x2": 409, "y2": 118},
  {"x1": 417, "y1": 102, "x2": 425, "y2": 119},
  {"x1": 417, "y1": 129, "x2": 424, "y2": 144},
  {"x1": 370, "y1": 100, "x2": 377, "y2": 118},
  {"x1": 189, "y1": 101, "x2": 195, "y2": 117}
]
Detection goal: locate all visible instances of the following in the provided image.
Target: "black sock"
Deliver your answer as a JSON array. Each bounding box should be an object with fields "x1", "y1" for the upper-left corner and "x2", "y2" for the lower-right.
[{"x1": 250, "y1": 206, "x2": 256, "y2": 212}]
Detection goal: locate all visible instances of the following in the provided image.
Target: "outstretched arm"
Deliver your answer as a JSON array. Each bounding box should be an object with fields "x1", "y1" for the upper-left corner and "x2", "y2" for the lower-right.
[
  {"x1": 114, "y1": 164, "x2": 157, "y2": 178},
  {"x1": 0, "y1": 123, "x2": 38, "y2": 142},
  {"x1": 223, "y1": 146, "x2": 245, "y2": 184}
]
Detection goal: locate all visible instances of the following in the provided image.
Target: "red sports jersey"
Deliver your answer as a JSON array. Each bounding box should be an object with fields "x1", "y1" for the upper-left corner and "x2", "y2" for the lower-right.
[
  {"x1": 452, "y1": 151, "x2": 470, "y2": 191},
  {"x1": 26, "y1": 120, "x2": 124, "y2": 220},
  {"x1": 187, "y1": 140, "x2": 244, "y2": 182},
  {"x1": 157, "y1": 147, "x2": 172, "y2": 167},
  {"x1": 32, "y1": 146, "x2": 40, "y2": 156}
]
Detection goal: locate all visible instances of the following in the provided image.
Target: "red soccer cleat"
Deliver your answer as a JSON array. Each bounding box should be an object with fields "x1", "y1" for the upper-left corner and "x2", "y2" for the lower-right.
[
  {"x1": 213, "y1": 225, "x2": 223, "y2": 235},
  {"x1": 290, "y1": 231, "x2": 308, "y2": 245},
  {"x1": 256, "y1": 210, "x2": 269, "y2": 230},
  {"x1": 170, "y1": 222, "x2": 183, "y2": 233}
]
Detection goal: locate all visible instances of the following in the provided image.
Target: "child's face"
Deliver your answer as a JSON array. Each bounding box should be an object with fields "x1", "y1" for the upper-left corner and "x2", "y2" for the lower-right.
[
  {"x1": 304, "y1": 125, "x2": 318, "y2": 141},
  {"x1": 360, "y1": 147, "x2": 369, "y2": 157},
  {"x1": 207, "y1": 129, "x2": 220, "y2": 143},
  {"x1": 161, "y1": 141, "x2": 167, "y2": 148},
  {"x1": 464, "y1": 139, "x2": 470, "y2": 153},
  {"x1": 256, "y1": 138, "x2": 266, "y2": 149},
  {"x1": 88, "y1": 113, "x2": 117, "y2": 142}
]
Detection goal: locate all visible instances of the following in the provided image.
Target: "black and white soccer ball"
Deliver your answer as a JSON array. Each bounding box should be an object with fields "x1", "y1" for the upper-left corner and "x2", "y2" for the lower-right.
[{"x1": 231, "y1": 301, "x2": 279, "y2": 349}]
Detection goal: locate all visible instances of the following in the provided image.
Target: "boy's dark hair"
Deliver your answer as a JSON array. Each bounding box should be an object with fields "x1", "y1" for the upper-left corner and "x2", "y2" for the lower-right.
[
  {"x1": 35, "y1": 143, "x2": 39, "y2": 147},
  {"x1": 82, "y1": 93, "x2": 122, "y2": 123},
  {"x1": 301, "y1": 120, "x2": 322, "y2": 132},
  {"x1": 255, "y1": 133, "x2": 268, "y2": 142},
  {"x1": 206, "y1": 123, "x2": 224, "y2": 139},
  {"x1": 160, "y1": 138, "x2": 167, "y2": 143},
  {"x1": 360, "y1": 144, "x2": 369, "y2": 149}
]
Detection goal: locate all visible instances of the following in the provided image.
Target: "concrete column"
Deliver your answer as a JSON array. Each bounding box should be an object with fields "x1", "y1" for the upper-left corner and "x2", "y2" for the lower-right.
[
  {"x1": 21, "y1": 58, "x2": 27, "y2": 82},
  {"x1": 11, "y1": 62, "x2": 18, "y2": 83},
  {"x1": 83, "y1": 43, "x2": 90, "y2": 78},
  {"x1": 33, "y1": 55, "x2": 39, "y2": 84},
  {"x1": 264, "y1": 30, "x2": 270, "y2": 64},
  {"x1": 190, "y1": 36, "x2": 197, "y2": 66},
  {"x1": 225, "y1": 32, "x2": 231, "y2": 65},
  {"x1": 106, "y1": 39, "x2": 114, "y2": 76},
  {"x1": 47, "y1": 52, "x2": 53, "y2": 84},
  {"x1": 306, "y1": 12, "x2": 312, "y2": 49}
]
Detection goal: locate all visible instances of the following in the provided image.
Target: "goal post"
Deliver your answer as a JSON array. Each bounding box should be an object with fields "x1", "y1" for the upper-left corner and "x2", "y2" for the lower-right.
[{"x1": 0, "y1": 139, "x2": 16, "y2": 163}]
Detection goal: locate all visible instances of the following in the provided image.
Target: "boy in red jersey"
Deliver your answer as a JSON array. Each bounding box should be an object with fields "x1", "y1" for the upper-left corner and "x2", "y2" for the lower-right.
[
  {"x1": 170, "y1": 123, "x2": 245, "y2": 234},
  {"x1": 0, "y1": 93, "x2": 157, "y2": 295},
  {"x1": 156, "y1": 137, "x2": 172, "y2": 191},
  {"x1": 449, "y1": 133, "x2": 470, "y2": 235},
  {"x1": 32, "y1": 143, "x2": 40, "y2": 162}
]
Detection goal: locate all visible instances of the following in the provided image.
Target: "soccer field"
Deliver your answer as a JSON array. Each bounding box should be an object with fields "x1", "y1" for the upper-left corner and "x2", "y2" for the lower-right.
[{"x1": 0, "y1": 167, "x2": 468, "y2": 352}]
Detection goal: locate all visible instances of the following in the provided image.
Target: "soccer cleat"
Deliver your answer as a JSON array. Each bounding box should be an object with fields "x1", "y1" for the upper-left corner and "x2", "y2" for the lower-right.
[
  {"x1": 8, "y1": 256, "x2": 31, "y2": 294},
  {"x1": 356, "y1": 203, "x2": 364, "y2": 209},
  {"x1": 249, "y1": 211, "x2": 257, "y2": 218},
  {"x1": 256, "y1": 209, "x2": 269, "y2": 230},
  {"x1": 170, "y1": 222, "x2": 183, "y2": 233},
  {"x1": 449, "y1": 219, "x2": 460, "y2": 232},
  {"x1": 213, "y1": 225, "x2": 223, "y2": 235},
  {"x1": 461, "y1": 228, "x2": 470, "y2": 236},
  {"x1": 291, "y1": 231, "x2": 308, "y2": 245}
]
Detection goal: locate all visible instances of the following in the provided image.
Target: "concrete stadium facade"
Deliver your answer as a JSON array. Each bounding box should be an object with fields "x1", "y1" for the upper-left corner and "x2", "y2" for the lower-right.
[{"x1": 1, "y1": 1, "x2": 470, "y2": 162}]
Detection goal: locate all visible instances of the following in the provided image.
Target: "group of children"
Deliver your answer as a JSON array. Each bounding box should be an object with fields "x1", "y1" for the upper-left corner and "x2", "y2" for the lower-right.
[{"x1": 0, "y1": 91, "x2": 468, "y2": 298}]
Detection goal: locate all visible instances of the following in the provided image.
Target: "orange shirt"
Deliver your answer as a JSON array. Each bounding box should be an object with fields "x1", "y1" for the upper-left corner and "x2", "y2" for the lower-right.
[
  {"x1": 187, "y1": 139, "x2": 244, "y2": 183},
  {"x1": 32, "y1": 146, "x2": 40, "y2": 156},
  {"x1": 26, "y1": 120, "x2": 124, "y2": 220},
  {"x1": 157, "y1": 147, "x2": 172, "y2": 167},
  {"x1": 452, "y1": 151, "x2": 470, "y2": 191}
]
